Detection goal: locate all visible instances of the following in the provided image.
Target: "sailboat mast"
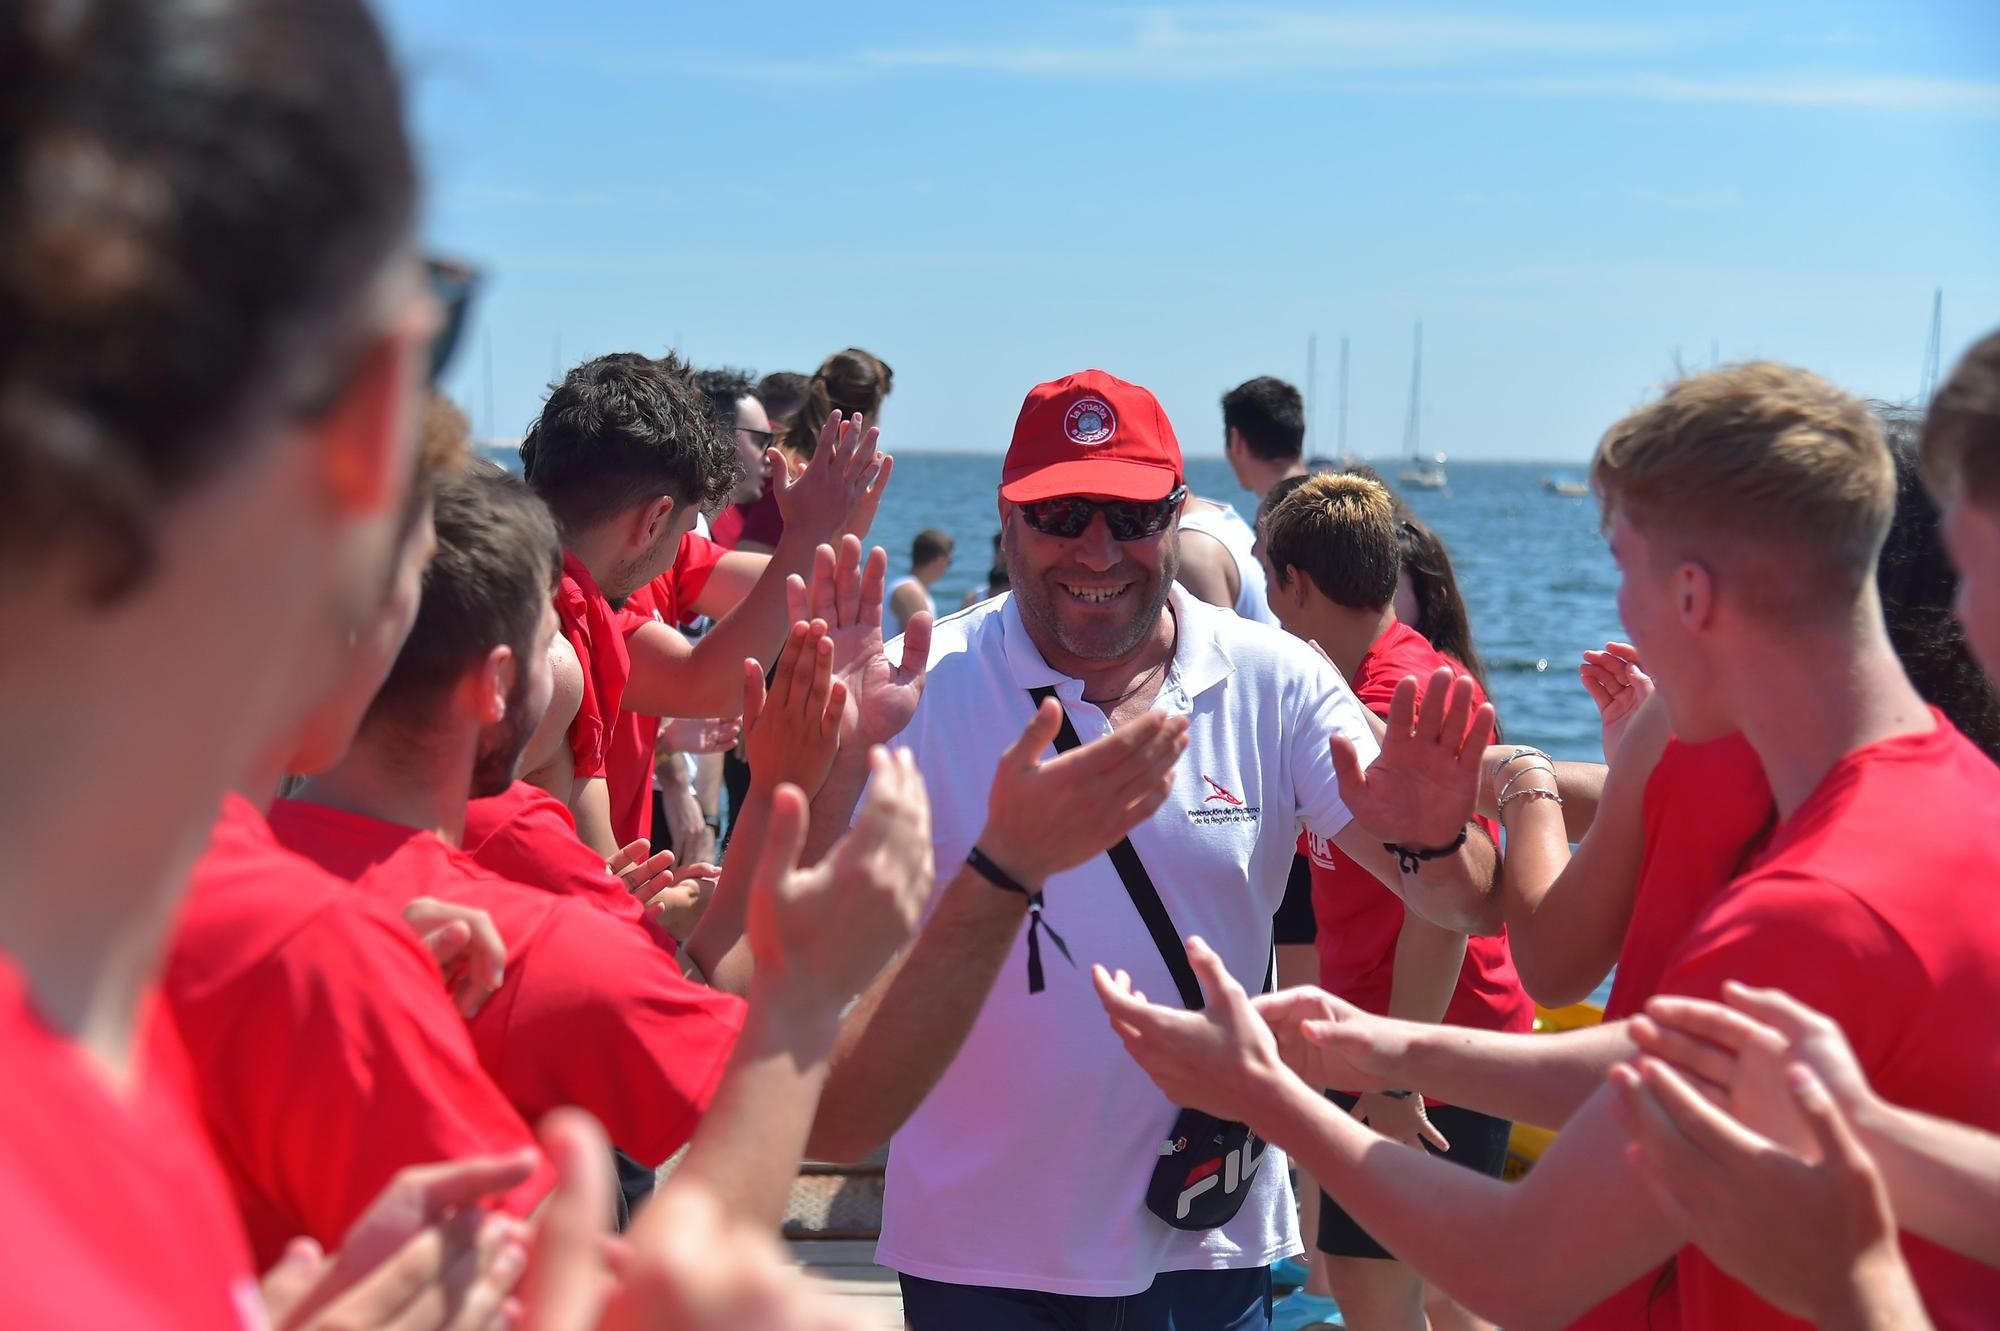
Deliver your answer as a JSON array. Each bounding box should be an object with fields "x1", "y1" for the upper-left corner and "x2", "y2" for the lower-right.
[
  {"x1": 1338, "y1": 335, "x2": 1350, "y2": 460},
  {"x1": 1403, "y1": 321, "x2": 1423, "y2": 461},
  {"x1": 1306, "y1": 332, "x2": 1318, "y2": 455},
  {"x1": 1920, "y1": 288, "x2": 1943, "y2": 403}
]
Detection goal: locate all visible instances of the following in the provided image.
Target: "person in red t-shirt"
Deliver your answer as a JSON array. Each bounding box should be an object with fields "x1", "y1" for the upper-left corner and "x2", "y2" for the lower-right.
[
  {"x1": 282, "y1": 466, "x2": 945, "y2": 1237},
  {"x1": 1095, "y1": 361, "x2": 2000, "y2": 1330},
  {"x1": 518, "y1": 354, "x2": 890, "y2": 859},
  {"x1": 1261, "y1": 473, "x2": 1532, "y2": 1331}
]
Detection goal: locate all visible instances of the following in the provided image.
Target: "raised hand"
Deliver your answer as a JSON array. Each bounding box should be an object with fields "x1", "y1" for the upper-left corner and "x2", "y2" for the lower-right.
[
  {"x1": 1251, "y1": 987, "x2": 1406, "y2": 1095},
  {"x1": 773, "y1": 411, "x2": 885, "y2": 544},
  {"x1": 1580, "y1": 642, "x2": 1654, "y2": 762},
  {"x1": 1092, "y1": 936, "x2": 1294, "y2": 1124},
  {"x1": 741, "y1": 620, "x2": 846, "y2": 798},
  {"x1": 746, "y1": 749, "x2": 935, "y2": 1008},
  {"x1": 657, "y1": 715, "x2": 741, "y2": 756},
  {"x1": 1607, "y1": 1056, "x2": 1922, "y2": 1327},
  {"x1": 609, "y1": 839, "x2": 677, "y2": 902},
  {"x1": 810, "y1": 536, "x2": 929, "y2": 747},
  {"x1": 976, "y1": 700, "x2": 1187, "y2": 888},
  {"x1": 1332, "y1": 666, "x2": 1494, "y2": 850},
  {"x1": 403, "y1": 897, "x2": 508, "y2": 1018},
  {"x1": 1631, "y1": 982, "x2": 1876, "y2": 1161},
  {"x1": 273, "y1": 1147, "x2": 541, "y2": 1330}
]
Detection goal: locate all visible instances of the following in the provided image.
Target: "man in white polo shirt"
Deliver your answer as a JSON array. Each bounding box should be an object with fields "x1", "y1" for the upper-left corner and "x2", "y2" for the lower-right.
[{"x1": 808, "y1": 370, "x2": 1499, "y2": 1329}]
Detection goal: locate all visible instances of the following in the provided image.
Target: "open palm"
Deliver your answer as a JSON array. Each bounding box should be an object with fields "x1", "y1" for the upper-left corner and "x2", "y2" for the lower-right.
[
  {"x1": 1334, "y1": 666, "x2": 1493, "y2": 849},
  {"x1": 797, "y1": 535, "x2": 931, "y2": 747}
]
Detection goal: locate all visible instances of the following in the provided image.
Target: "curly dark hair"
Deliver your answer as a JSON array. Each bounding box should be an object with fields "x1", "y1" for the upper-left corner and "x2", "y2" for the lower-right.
[
  {"x1": 0, "y1": 0, "x2": 417, "y2": 603},
  {"x1": 520, "y1": 351, "x2": 741, "y2": 534}
]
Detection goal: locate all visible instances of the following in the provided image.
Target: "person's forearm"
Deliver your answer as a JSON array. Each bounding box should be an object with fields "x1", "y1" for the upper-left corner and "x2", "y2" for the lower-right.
[
  {"x1": 1493, "y1": 797, "x2": 1604, "y2": 1008},
  {"x1": 1475, "y1": 754, "x2": 1603, "y2": 841},
  {"x1": 1816, "y1": 1246, "x2": 1934, "y2": 1331},
  {"x1": 1855, "y1": 1097, "x2": 2000, "y2": 1267},
  {"x1": 1407, "y1": 826, "x2": 1499, "y2": 935},
  {"x1": 805, "y1": 864, "x2": 1027, "y2": 1163},
  {"x1": 1392, "y1": 1019, "x2": 1637, "y2": 1129},
  {"x1": 660, "y1": 984, "x2": 840, "y2": 1231},
  {"x1": 670, "y1": 535, "x2": 819, "y2": 718},
  {"x1": 568, "y1": 777, "x2": 618, "y2": 860},
  {"x1": 1250, "y1": 1071, "x2": 1672, "y2": 1328},
  {"x1": 801, "y1": 747, "x2": 870, "y2": 868},
  {"x1": 682, "y1": 782, "x2": 773, "y2": 996},
  {"x1": 1386, "y1": 906, "x2": 1464, "y2": 1028}
]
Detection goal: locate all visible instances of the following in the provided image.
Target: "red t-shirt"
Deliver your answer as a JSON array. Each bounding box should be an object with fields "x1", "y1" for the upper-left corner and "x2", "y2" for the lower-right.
[
  {"x1": 1571, "y1": 734, "x2": 1771, "y2": 1330},
  {"x1": 269, "y1": 800, "x2": 746, "y2": 1169},
  {"x1": 167, "y1": 796, "x2": 548, "y2": 1266},
  {"x1": 1305, "y1": 622, "x2": 1534, "y2": 1043},
  {"x1": 604, "y1": 532, "x2": 730, "y2": 850},
  {"x1": 555, "y1": 550, "x2": 631, "y2": 781},
  {"x1": 1603, "y1": 732, "x2": 1773, "y2": 1022},
  {"x1": 1654, "y1": 714, "x2": 2000, "y2": 1330},
  {"x1": 466, "y1": 780, "x2": 645, "y2": 925},
  {"x1": 0, "y1": 955, "x2": 262, "y2": 1329},
  {"x1": 716, "y1": 475, "x2": 784, "y2": 549}
]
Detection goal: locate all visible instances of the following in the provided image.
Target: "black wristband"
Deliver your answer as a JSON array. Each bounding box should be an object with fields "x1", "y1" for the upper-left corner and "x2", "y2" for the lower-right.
[
  {"x1": 1383, "y1": 824, "x2": 1470, "y2": 874},
  {"x1": 966, "y1": 846, "x2": 1035, "y2": 898},
  {"x1": 966, "y1": 847, "x2": 1073, "y2": 994}
]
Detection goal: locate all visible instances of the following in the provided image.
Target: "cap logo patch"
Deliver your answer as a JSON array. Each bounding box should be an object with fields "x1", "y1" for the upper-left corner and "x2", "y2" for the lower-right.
[{"x1": 1064, "y1": 397, "x2": 1116, "y2": 446}]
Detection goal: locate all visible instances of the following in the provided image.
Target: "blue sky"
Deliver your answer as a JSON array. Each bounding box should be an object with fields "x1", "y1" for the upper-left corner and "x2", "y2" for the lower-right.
[{"x1": 383, "y1": 1, "x2": 1999, "y2": 460}]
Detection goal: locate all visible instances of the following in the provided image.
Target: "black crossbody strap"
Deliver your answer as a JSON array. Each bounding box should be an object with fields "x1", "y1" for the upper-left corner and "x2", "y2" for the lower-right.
[{"x1": 1030, "y1": 685, "x2": 1227, "y2": 1011}]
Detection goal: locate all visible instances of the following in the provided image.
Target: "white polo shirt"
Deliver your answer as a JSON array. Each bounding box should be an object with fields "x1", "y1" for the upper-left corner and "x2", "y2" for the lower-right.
[{"x1": 874, "y1": 586, "x2": 1381, "y2": 1296}]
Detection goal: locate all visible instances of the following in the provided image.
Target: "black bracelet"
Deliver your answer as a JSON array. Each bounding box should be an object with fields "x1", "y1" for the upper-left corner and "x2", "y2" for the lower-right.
[
  {"x1": 1379, "y1": 1089, "x2": 1415, "y2": 1100},
  {"x1": 1383, "y1": 824, "x2": 1469, "y2": 875},
  {"x1": 966, "y1": 847, "x2": 1073, "y2": 994}
]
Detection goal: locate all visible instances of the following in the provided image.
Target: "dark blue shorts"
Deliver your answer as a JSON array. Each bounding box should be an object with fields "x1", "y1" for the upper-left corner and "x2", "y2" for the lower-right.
[{"x1": 900, "y1": 1265, "x2": 1272, "y2": 1330}]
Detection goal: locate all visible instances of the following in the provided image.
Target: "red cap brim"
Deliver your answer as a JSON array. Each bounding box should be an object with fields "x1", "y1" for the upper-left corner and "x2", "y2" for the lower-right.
[{"x1": 999, "y1": 457, "x2": 1180, "y2": 504}]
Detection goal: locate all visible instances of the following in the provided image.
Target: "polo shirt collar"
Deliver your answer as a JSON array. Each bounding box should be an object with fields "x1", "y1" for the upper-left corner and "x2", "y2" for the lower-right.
[{"x1": 998, "y1": 585, "x2": 1234, "y2": 714}]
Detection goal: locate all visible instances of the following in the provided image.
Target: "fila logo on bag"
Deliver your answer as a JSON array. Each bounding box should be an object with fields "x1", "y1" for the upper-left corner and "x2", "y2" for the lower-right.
[{"x1": 1173, "y1": 1136, "x2": 1266, "y2": 1222}]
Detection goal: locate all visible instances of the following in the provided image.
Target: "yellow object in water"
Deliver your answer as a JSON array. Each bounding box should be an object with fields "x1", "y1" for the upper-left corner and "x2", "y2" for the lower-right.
[{"x1": 1501, "y1": 1002, "x2": 1604, "y2": 1181}]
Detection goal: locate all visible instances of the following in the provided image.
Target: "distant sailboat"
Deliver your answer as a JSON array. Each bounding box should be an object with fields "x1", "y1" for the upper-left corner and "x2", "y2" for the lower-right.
[
  {"x1": 1396, "y1": 322, "x2": 1446, "y2": 491},
  {"x1": 1542, "y1": 476, "x2": 1590, "y2": 497}
]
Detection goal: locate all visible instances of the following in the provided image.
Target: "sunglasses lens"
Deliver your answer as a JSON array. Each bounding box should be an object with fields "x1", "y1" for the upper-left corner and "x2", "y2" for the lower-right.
[{"x1": 1022, "y1": 498, "x2": 1093, "y2": 539}]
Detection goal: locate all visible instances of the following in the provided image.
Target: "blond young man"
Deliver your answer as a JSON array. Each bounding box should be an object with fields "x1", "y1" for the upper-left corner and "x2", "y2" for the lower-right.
[{"x1": 1097, "y1": 363, "x2": 2000, "y2": 1329}]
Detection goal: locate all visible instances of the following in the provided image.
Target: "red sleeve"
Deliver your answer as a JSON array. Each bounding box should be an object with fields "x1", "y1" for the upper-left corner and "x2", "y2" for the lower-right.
[
  {"x1": 180, "y1": 902, "x2": 551, "y2": 1264},
  {"x1": 1655, "y1": 870, "x2": 1926, "y2": 1071},
  {"x1": 733, "y1": 482, "x2": 785, "y2": 547},
  {"x1": 555, "y1": 588, "x2": 607, "y2": 779},
  {"x1": 672, "y1": 531, "x2": 730, "y2": 623},
  {"x1": 497, "y1": 904, "x2": 745, "y2": 1167},
  {"x1": 708, "y1": 504, "x2": 747, "y2": 550}
]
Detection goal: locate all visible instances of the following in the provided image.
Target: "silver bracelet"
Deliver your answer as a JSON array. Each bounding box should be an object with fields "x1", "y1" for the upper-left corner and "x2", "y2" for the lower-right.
[
  {"x1": 1499, "y1": 784, "x2": 1564, "y2": 815},
  {"x1": 1496, "y1": 761, "x2": 1557, "y2": 807}
]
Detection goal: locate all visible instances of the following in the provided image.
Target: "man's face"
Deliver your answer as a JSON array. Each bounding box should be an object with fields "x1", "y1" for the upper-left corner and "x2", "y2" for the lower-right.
[
  {"x1": 1250, "y1": 513, "x2": 1304, "y2": 639},
  {"x1": 1943, "y1": 487, "x2": 2000, "y2": 681},
  {"x1": 1607, "y1": 506, "x2": 1722, "y2": 741},
  {"x1": 729, "y1": 396, "x2": 773, "y2": 506},
  {"x1": 473, "y1": 597, "x2": 561, "y2": 798},
  {"x1": 1003, "y1": 493, "x2": 1179, "y2": 662}
]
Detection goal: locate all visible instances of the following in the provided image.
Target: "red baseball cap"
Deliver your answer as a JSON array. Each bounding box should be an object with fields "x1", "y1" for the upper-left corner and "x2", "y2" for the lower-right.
[{"x1": 999, "y1": 369, "x2": 1184, "y2": 503}]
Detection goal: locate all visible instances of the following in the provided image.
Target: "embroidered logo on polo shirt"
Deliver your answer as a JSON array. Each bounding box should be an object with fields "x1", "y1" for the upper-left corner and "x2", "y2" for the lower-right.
[
  {"x1": 1201, "y1": 776, "x2": 1243, "y2": 806},
  {"x1": 1064, "y1": 397, "x2": 1116, "y2": 445},
  {"x1": 1188, "y1": 775, "x2": 1258, "y2": 827}
]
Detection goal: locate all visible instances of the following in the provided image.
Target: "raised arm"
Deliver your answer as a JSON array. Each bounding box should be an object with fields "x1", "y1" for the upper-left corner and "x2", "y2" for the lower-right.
[
  {"x1": 805, "y1": 701, "x2": 1189, "y2": 1163},
  {"x1": 622, "y1": 415, "x2": 891, "y2": 720},
  {"x1": 1328, "y1": 668, "x2": 1501, "y2": 932}
]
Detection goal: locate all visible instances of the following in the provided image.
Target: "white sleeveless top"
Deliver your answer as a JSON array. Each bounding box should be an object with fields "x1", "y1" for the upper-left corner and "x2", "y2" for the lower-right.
[{"x1": 1178, "y1": 498, "x2": 1276, "y2": 625}]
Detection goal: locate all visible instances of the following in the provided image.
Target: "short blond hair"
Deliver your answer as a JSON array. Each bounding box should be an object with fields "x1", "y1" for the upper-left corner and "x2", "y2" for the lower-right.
[
  {"x1": 1591, "y1": 363, "x2": 1892, "y2": 618},
  {"x1": 1921, "y1": 328, "x2": 2000, "y2": 510},
  {"x1": 1264, "y1": 473, "x2": 1400, "y2": 610}
]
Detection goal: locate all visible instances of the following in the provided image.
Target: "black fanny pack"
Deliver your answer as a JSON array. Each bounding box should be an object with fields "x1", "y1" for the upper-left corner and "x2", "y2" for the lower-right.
[{"x1": 1030, "y1": 686, "x2": 1274, "y2": 1233}]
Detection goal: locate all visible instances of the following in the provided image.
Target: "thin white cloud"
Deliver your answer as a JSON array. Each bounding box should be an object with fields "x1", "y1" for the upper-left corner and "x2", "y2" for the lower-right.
[
  {"x1": 863, "y1": 7, "x2": 1681, "y2": 78},
  {"x1": 1459, "y1": 72, "x2": 2000, "y2": 115}
]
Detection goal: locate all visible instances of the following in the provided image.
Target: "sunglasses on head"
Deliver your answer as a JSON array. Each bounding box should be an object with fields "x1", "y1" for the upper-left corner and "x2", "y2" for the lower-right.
[{"x1": 1017, "y1": 486, "x2": 1187, "y2": 541}]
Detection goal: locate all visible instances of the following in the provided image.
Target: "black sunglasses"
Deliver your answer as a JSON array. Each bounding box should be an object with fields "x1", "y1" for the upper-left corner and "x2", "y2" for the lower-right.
[
  {"x1": 1018, "y1": 486, "x2": 1187, "y2": 542},
  {"x1": 425, "y1": 256, "x2": 481, "y2": 385}
]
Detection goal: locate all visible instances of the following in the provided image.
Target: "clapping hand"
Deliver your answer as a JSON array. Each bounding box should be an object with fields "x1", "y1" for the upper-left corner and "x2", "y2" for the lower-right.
[
  {"x1": 793, "y1": 536, "x2": 930, "y2": 749},
  {"x1": 975, "y1": 699, "x2": 1186, "y2": 889},
  {"x1": 657, "y1": 716, "x2": 741, "y2": 756},
  {"x1": 403, "y1": 898, "x2": 508, "y2": 1018},
  {"x1": 1580, "y1": 642, "x2": 1653, "y2": 763},
  {"x1": 745, "y1": 748, "x2": 935, "y2": 1009},
  {"x1": 1092, "y1": 937, "x2": 1294, "y2": 1125},
  {"x1": 773, "y1": 412, "x2": 885, "y2": 545},
  {"x1": 1251, "y1": 987, "x2": 1408, "y2": 1096},
  {"x1": 1332, "y1": 666, "x2": 1494, "y2": 850},
  {"x1": 741, "y1": 619, "x2": 846, "y2": 799}
]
